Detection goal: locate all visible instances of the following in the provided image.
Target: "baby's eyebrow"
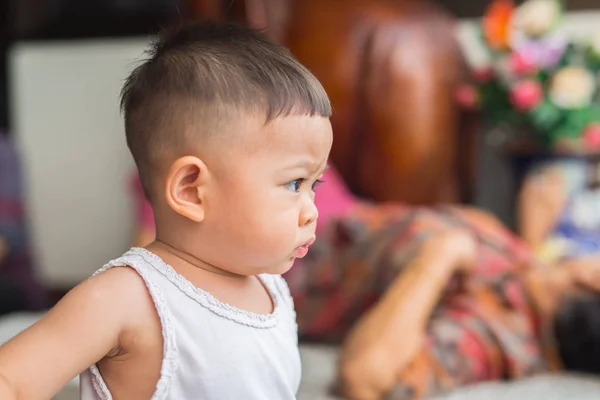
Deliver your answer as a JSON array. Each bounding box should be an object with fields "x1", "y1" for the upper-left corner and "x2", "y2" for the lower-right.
[{"x1": 283, "y1": 158, "x2": 323, "y2": 172}]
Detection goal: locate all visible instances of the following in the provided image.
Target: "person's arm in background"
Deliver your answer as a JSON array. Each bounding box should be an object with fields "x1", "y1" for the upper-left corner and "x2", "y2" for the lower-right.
[
  {"x1": 517, "y1": 168, "x2": 566, "y2": 251},
  {"x1": 338, "y1": 231, "x2": 477, "y2": 400}
]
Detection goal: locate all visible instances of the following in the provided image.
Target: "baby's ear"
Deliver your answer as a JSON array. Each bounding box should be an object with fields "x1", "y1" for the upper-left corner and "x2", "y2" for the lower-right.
[{"x1": 164, "y1": 156, "x2": 209, "y2": 222}]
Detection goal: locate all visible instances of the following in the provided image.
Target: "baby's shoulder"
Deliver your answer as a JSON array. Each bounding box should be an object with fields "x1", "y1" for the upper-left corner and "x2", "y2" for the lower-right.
[
  {"x1": 90, "y1": 264, "x2": 149, "y2": 292},
  {"x1": 84, "y1": 266, "x2": 159, "y2": 327}
]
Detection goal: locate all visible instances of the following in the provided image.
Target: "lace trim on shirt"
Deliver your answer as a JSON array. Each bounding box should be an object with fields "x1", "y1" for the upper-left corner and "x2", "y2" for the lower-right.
[
  {"x1": 128, "y1": 247, "x2": 283, "y2": 329},
  {"x1": 87, "y1": 255, "x2": 179, "y2": 400}
]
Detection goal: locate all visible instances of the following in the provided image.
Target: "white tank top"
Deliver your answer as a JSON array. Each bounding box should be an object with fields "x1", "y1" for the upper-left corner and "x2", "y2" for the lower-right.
[{"x1": 79, "y1": 248, "x2": 301, "y2": 399}]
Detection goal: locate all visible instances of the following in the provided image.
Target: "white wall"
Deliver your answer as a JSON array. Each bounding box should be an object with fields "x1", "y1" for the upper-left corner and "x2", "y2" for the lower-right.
[{"x1": 9, "y1": 38, "x2": 151, "y2": 286}]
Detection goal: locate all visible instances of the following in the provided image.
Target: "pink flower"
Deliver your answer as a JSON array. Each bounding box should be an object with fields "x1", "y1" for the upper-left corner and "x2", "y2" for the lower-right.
[
  {"x1": 510, "y1": 80, "x2": 543, "y2": 111},
  {"x1": 583, "y1": 123, "x2": 600, "y2": 149},
  {"x1": 455, "y1": 84, "x2": 480, "y2": 109},
  {"x1": 509, "y1": 51, "x2": 537, "y2": 75}
]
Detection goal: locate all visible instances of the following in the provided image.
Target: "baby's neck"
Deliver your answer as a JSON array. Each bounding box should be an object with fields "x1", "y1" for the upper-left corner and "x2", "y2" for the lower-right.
[
  {"x1": 148, "y1": 240, "x2": 247, "y2": 280},
  {"x1": 145, "y1": 240, "x2": 274, "y2": 315}
]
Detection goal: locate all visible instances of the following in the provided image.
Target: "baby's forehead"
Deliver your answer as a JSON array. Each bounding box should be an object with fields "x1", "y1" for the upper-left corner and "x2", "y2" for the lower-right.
[
  {"x1": 246, "y1": 116, "x2": 332, "y2": 164},
  {"x1": 256, "y1": 114, "x2": 331, "y2": 145}
]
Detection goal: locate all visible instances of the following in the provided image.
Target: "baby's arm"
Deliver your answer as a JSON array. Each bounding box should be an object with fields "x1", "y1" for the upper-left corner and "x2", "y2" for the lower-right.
[{"x1": 0, "y1": 267, "x2": 145, "y2": 399}]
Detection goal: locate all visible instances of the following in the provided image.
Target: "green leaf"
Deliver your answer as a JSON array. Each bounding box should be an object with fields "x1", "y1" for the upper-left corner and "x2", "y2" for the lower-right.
[
  {"x1": 528, "y1": 99, "x2": 563, "y2": 131},
  {"x1": 546, "y1": 106, "x2": 600, "y2": 142},
  {"x1": 585, "y1": 46, "x2": 600, "y2": 72},
  {"x1": 556, "y1": 43, "x2": 578, "y2": 69},
  {"x1": 535, "y1": 70, "x2": 552, "y2": 85},
  {"x1": 566, "y1": 106, "x2": 600, "y2": 128}
]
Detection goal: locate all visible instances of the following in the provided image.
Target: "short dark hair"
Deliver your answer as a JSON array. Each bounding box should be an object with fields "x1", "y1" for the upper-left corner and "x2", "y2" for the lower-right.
[
  {"x1": 120, "y1": 21, "x2": 331, "y2": 200},
  {"x1": 554, "y1": 291, "x2": 600, "y2": 374}
]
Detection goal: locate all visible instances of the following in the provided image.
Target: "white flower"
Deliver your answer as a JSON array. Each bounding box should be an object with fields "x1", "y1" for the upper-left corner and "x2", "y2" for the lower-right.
[
  {"x1": 549, "y1": 66, "x2": 596, "y2": 109},
  {"x1": 514, "y1": 0, "x2": 561, "y2": 38},
  {"x1": 456, "y1": 24, "x2": 492, "y2": 71}
]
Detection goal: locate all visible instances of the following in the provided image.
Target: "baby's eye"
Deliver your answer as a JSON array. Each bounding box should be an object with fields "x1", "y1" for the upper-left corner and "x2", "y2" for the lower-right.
[
  {"x1": 312, "y1": 179, "x2": 324, "y2": 192},
  {"x1": 286, "y1": 179, "x2": 304, "y2": 192}
]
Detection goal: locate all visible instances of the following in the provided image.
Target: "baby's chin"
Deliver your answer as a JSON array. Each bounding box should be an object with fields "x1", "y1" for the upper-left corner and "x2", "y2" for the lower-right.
[
  {"x1": 262, "y1": 258, "x2": 297, "y2": 276},
  {"x1": 227, "y1": 258, "x2": 295, "y2": 276}
]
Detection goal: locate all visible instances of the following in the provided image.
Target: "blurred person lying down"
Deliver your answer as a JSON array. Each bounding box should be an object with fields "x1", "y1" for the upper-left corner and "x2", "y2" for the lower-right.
[{"x1": 285, "y1": 166, "x2": 600, "y2": 400}]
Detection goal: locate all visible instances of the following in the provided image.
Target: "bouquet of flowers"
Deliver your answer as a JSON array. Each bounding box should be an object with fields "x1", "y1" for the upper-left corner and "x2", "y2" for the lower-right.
[{"x1": 458, "y1": 0, "x2": 600, "y2": 152}]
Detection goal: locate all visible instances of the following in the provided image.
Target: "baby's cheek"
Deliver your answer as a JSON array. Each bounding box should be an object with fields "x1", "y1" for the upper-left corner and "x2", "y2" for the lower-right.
[
  {"x1": 232, "y1": 201, "x2": 297, "y2": 252},
  {"x1": 258, "y1": 218, "x2": 296, "y2": 251},
  {"x1": 235, "y1": 219, "x2": 277, "y2": 248}
]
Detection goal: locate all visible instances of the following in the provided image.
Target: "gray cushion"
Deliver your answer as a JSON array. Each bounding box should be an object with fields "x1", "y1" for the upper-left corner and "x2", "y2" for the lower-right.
[
  {"x1": 432, "y1": 374, "x2": 600, "y2": 399},
  {"x1": 298, "y1": 345, "x2": 600, "y2": 400}
]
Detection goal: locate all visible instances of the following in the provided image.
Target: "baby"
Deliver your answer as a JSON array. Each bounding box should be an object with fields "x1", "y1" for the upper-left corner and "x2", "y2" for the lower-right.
[{"x1": 0, "y1": 21, "x2": 332, "y2": 399}]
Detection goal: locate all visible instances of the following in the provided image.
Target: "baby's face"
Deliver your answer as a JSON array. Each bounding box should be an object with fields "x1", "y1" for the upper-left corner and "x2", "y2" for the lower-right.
[{"x1": 201, "y1": 114, "x2": 333, "y2": 276}]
